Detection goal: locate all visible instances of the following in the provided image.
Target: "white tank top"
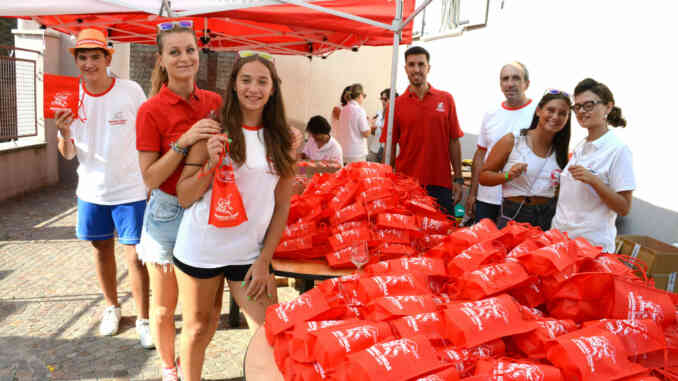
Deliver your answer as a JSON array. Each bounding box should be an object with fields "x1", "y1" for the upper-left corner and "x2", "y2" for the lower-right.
[
  {"x1": 502, "y1": 131, "x2": 561, "y2": 199},
  {"x1": 173, "y1": 126, "x2": 280, "y2": 268}
]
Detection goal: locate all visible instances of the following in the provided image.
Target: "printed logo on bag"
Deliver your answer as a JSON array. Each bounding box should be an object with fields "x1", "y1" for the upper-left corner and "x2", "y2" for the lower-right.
[
  {"x1": 416, "y1": 375, "x2": 444, "y2": 381},
  {"x1": 404, "y1": 312, "x2": 440, "y2": 332},
  {"x1": 312, "y1": 363, "x2": 327, "y2": 378},
  {"x1": 435, "y1": 102, "x2": 446, "y2": 113},
  {"x1": 603, "y1": 320, "x2": 649, "y2": 340},
  {"x1": 627, "y1": 291, "x2": 665, "y2": 322},
  {"x1": 367, "y1": 339, "x2": 421, "y2": 371},
  {"x1": 401, "y1": 257, "x2": 433, "y2": 271},
  {"x1": 385, "y1": 295, "x2": 425, "y2": 310},
  {"x1": 108, "y1": 111, "x2": 128, "y2": 126},
  {"x1": 215, "y1": 195, "x2": 240, "y2": 221},
  {"x1": 494, "y1": 362, "x2": 544, "y2": 381},
  {"x1": 473, "y1": 264, "x2": 511, "y2": 282},
  {"x1": 541, "y1": 242, "x2": 567, "y2": 260},
  {"x1": 459, "y1": 298, "x2": 509, "y2": 331},
  {"x1": 537, "y1": 320, "x2": 568, "y2": 339},
  {"x1": 306, "y1": 320, "x2": 344, "y2": 332},
  {"x1": 331, "y1": 325, "x2": 379, "y2": 353},
  {"x1": 51, "y1": 92, "x2": 70, "y2": 108},
  {"x1": 373, "y1": 275, "x2": 415, "y2": 296},
  {"x1": 274, "y1": 294, "x2": 312, "y2": 323},
  {"x1": 595, "y1": 256, "x2": 616, "y2": 272},
  {"x1": 571, "y1": 335, "x2": 617, "y2": 372}
]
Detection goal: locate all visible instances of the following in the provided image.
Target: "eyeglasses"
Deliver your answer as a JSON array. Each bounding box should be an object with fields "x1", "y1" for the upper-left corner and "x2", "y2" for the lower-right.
[
  {"x1": 238, "y1": 50, "x2": 274, "y2": 62},
  {"x1": 571, "y1": 100, "x2": 605, "y2": 113},
  {"x1": 157, "y1": 20, "x2": 194, "y2": 31},
  {"x1": 544, "y1": 88, "x2": 571, "y2": 98}
]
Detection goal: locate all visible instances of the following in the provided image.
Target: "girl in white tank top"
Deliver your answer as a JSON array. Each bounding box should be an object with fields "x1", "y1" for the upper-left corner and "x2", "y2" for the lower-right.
[{"x1": 478, "y1": 91, "x2": 573, "y2": 230}]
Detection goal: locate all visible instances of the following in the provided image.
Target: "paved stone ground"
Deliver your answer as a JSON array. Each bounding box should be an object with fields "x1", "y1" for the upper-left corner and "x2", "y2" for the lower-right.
[{"x1": 0, "y1": 182, "x2": 298, "y2": 381}]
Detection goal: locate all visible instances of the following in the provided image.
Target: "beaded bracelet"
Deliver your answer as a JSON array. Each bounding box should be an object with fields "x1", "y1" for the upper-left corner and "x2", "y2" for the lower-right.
[{"x1": 170, "y1": 142, "x2": 188, "y2": 156}]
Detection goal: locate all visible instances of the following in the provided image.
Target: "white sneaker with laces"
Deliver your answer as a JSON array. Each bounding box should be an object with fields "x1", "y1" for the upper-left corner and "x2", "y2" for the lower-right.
[
  {"x1": 99, "y1": 305, "x2": 121, "y2": 336},
  {"x1": 161, "y1": 366, "x2": 179, "y2": 381},
  {"x1": 136, "y1": 318, "x2": 155, "y2": 349}
]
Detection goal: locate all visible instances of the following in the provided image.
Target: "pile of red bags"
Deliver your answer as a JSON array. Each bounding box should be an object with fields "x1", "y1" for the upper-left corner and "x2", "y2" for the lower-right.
[
  {"x1": 265, "y1": 218, "x2": 678, "y2": 381},
  {"x1": 276, "y1": 162, "x2": 457, "y2": 267}
]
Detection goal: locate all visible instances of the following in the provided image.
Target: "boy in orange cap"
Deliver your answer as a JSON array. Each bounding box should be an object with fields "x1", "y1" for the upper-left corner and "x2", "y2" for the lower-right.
[{"x1": 55, "y1": 28, "x2": 152, "y2": 348}]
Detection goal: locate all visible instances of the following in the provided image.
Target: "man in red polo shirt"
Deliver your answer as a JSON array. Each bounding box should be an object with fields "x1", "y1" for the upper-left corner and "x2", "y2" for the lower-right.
[{"x1": 381, "y1": 46, "x2": 464, "y2": 216}]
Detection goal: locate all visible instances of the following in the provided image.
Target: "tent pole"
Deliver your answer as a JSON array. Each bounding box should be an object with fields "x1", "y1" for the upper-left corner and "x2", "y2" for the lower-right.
[{"x1": 384, "y1": 0, "x2": 403, "y2": 167}]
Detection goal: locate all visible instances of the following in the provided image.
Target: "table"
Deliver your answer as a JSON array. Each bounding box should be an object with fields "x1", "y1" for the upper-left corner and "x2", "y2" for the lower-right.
[
  {"x1": 243, "y1": 327, "x2": 284, "y2": 381},
  {"x1": 272, "y1": 258, "x2": 354, "y2": 293}
]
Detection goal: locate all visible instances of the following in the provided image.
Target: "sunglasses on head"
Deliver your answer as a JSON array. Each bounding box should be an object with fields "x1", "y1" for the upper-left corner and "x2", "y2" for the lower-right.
[
  {"x1": 238, "y1": 50, "x2": 274, "y2": 62},
  {"x1": 544, "y1": 88, "x2": 571, "y2": 98},
  {"x1": 157, "y1": 20, "x2": 194, "y2": 31}
]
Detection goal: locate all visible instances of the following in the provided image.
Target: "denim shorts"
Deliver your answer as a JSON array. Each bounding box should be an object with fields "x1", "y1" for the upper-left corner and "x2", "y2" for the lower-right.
[
  {"x1": 76, "y1": 198, "x2": 146, "y2": 245},
  {"x1": 136, "y1": 189, "x2": 184, "y2": 265}
]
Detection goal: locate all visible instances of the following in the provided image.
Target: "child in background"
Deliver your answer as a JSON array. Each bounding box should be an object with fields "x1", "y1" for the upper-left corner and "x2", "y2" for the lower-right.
[{"x1": 301, "y1": 115, "x2": 343, "y2": 169}]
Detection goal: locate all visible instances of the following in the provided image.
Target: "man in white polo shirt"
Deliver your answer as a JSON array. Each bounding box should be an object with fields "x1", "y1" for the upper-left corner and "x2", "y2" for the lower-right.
[
  {"x1": 53, "y1": 29, "x2": 152, "y2": 348},
  {"x1": 466, "y1": 62, "x2": 537, "y2": 223}
]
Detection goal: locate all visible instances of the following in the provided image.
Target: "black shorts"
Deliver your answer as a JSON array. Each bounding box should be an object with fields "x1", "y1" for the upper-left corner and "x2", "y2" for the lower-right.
[{"x1": 173, "y1": 256, "x2": 252, "y2": 282}]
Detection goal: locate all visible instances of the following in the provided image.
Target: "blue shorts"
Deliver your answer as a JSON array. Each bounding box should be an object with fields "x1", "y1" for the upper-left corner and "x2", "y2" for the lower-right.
[
  {"x1": 136, "y1": 189, "x2": 184, "y2": 266},
  {"x1": 76, "y1": 198, "x2": 146, "y2": 245}
]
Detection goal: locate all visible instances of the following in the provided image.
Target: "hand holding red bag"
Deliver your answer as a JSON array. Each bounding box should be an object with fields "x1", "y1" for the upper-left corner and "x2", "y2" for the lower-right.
[
  {"x1": 44, "y1": 74, "x2": 79, "y2": 119},
  {"x1": 206, "y1": 145, "x2": 248, "y2": 228}
]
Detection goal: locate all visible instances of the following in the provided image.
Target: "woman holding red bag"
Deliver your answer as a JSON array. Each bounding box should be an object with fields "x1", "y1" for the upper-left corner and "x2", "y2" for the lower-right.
[
  {"x1": 479, "y1": 90, "x2": 572, "y2": 230},
  {"x1": 172, "y1": 51, "x2": 296, "y2": 381},
  {"x1": 136, "y1": 20, "x2": 221, "y2": 381}
]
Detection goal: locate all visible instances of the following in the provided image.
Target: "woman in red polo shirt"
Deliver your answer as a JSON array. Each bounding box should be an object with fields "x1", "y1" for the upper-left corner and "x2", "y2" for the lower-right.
[
  {"x1": 172, "y1": 52, "x2": 296, "y2": 381},
  {"x1": 135, "y1": 20, "x2": 221, "y2": 381}
]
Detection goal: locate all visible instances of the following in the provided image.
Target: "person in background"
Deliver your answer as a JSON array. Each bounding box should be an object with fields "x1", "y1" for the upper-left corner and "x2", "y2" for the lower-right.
[
  {"x1": 301, "y1": 115, "x2": 343, "y2": 169},
  {"x1": 467, "y1": 62, "x2": 537, "y2": 223},
  {"x1": 381, "y1": 46, "x2": 464, "y2": 216},
  {"x1": 172, "y1": 51, "x2": 296, "y2": 381},
  {"x1": 336, "y1": 83, "x2": 370, "y2": 164},
  {"x1": 136, "y1": 20, "x2": 222, "y2": 381},
  {"x1": 479, "y1": 90, "x2": 572, "y2": 230},
  {"x1": 54, "y1": 28, "x2": 151, "y2": 347},
  {"x1": 368, "y1": 88, "x2": 398, "y2": 163},
  {"x1": 330, "y1": 85, "x2": 351, "y2": 136},
  {"x1": 552, "y1": 78, "x2": 635, "y2": 252}
]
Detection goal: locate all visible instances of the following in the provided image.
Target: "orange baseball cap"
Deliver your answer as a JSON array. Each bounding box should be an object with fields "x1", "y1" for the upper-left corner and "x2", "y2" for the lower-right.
[{"x1": 68, "y1": 29, "x2": 115, "y2": 56}]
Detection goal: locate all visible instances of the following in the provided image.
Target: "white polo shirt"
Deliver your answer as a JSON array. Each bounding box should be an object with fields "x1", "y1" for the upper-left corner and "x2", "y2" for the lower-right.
[
  {"x1": 552, "y1": 130, "x2": 636, "y2": 252},
  {"x1": 476, "y1": 100, "x2": 537, "y2": 205},
  {"x1": 336, "y1": 100, "x2": 370, "y2": 160},
  {"x1": 302, "y1": 136, "x2": 343, "y2": 163}
]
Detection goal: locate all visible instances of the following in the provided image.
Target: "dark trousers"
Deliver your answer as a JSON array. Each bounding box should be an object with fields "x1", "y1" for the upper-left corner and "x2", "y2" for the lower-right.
[
  {"x1": 425, "y1": 185, "x2": 454, "y2": 217},
  {"x1": 474, "y1": 200, "x2": 500, "y2": 224},
  {"x1": 497, "y1": 198, "x2": 556, "y2": 231}
]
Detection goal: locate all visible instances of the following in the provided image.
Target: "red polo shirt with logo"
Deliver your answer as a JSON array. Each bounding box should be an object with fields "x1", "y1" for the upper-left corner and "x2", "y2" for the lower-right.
[
  {"x1": 136, "y1": 85, "x2": 222, "y2": 196},
  {"x1": 380, "y1": 84, "x2": 463, "y2": 189}
]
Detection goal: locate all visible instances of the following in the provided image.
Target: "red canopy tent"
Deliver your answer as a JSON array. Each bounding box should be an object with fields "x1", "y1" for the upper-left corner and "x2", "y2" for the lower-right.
[{"x1": 1, "y1": 0, "x2": 433, "y2": 163}]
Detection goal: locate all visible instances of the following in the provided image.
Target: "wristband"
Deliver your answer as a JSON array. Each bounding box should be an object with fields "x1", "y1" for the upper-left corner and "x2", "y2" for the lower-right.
[
  {"x1": 170, "y1": 142, "x2": 188, "y2": 156},
  {"x1": 504, "y1": 172, "x2": 509, "y2": 181},
  {"x1": 453, "y1": 177, "x2": 464, "y2": 185}
]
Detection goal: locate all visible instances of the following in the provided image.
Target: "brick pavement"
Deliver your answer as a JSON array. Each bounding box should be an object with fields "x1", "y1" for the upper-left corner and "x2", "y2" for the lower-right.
[{"x1": 0, "y1": 182, "x2": 298, "y2": 381}]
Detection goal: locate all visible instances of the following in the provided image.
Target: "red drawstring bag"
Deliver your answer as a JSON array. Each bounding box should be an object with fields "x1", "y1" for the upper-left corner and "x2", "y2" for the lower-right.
[
  {"x1": 362, "y1": 294, "x2": 439, "y2": 321},
  {"x1": 328, "y1": 180, "x2": 360, "y2": 211},
  {"x1": 588, "y1": 319, "x2": 667, "y2": 357},
  {"x1": 206, "y1": 149, "x2": 248, "y2": 227},
  {"x1": 390, "y1": 311, "x2": 447, "y2": 344},
  {"x1": 509, "y1": 276, "x2": 547, "y2": 308},
  {"x1": 418, "y1": 234, "x2": 449, "y2": 251},
  {"x1": 288, "y1": 319, "x2": 358, "y2": 363},
  {"x1": 474, "y1": 359, "x2": 565, "y2": 381},
  {"x1": 358, "y1": 185, "x2": 394, "y2": 204},
  {"x1": 580, "y1": 254, "x2": 639, "y2": 280},
  {"x1": 331, "y1": 202, "x2": 367, "y2": 226},
  {"x1": 282, "y1": 221, "x2": 317, "y2": 240},
  {"x1": 512, "y1": 318, "x2": 579, "y2": 359},
  {"x1": 374, "y1": 242, "x2": 416, "y2": 260},
  {"x1": 361, "y1": 176, "x2": 395, "y2": 190},
  {"x1": 495, "y1": 221, "x2": 543, "y2": 251},
  {"x1": 312, "y1": 321, "x2": 394, "y2": 369},
  {"x1": 371, "y1": 228, "x2": 411, "y2": 245},
  {"x1": 266, "y1": 288, "x2": 345, "y2": 338},
  {"x1": 520, "y1": 305, "x2": 547, "y2": 320},
  {"x1": 366, "y1": 257, "x2": 447, "y2": 278},
  {"x1": 366, "y1": 197, "x2": 399, "y2": 216},
  {"x1": 546, "y1": 326, "x2": 647, "y2": 381},
  {"x1": 405, "y1": 196, "x2": 445, "y2": 218},
  {"x1": 515, "y1": 241, "x2": 576, "y2": 277},
  {"x1": 339, "y1": 336, "x2": 447, "y2": 381},
  {"x1": 419, "y1": 216, "x2": 454, "y2": 235},
  {"x1": 356, "y1": 274, "x2": 430, "y2": 304},
  {"x1": 328, "y1": 226, "x2": 372, "y2": 251},
  {"x1": 412, "y1": 365, "x2": 460, "y2": 381},
  {"x1": 447, "y1": 240, "x2": 507, "y2": 277},
  {"x1": 316, "y1": 274, "x2": 363, "y2": 308},
  {"x1": 376, "y1": 213, "x2": 420, "y2": 232},
  {"x1": 539, "y1": 229, "x2": 570, "y2": 245},
  {"x1": 276, "y1": 236, "x2": 313, "y2": 256},
  {"x1": 507, "y1": 239, "x2": 543, "y2": 260},
  {"x1": 570, "y1": 237, "x2": 603, "y2": 262},
  {"x1": 333, "y1": 220, "x2": 370, "y2": 234},
  {"x1": 610, "y1": 277, "x2": 677, "y2": 327},
  {"x1": 43, "y1": 74, "x2": 79, "y2": 119},
  {"x1": 438, "y1": 340, "x2": 506, "y2": 378},
  {"x1": 443, "y1": 294, "x2": 536, "y2": 348},
  {"x1": 449, "y1": 219, "x2": 500, "y2": 246},
  {"x1": 546, "y1": 273, "x2": 615, "y2": 323},
  {"x1": 460, "y1": 262, "x2": 530, "y2": 300}
]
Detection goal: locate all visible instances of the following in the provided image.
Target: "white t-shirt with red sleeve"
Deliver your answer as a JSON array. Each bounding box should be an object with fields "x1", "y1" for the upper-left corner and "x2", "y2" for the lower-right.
[
  {"x1": 64, "y1": 78, "x2": 147, "y2": 205},
  {"x1": 476, "y1": 100, "x2": 537, "y2": 205}
]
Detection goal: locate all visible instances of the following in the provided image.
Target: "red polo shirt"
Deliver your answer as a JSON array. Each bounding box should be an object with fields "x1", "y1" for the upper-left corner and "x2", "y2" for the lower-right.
[
  {"x1": 136, "y1": 85, "x2": 222, "y2": 196},
  {"x1": 380, "y1": 84, "x2": 463, "y2": 189}
]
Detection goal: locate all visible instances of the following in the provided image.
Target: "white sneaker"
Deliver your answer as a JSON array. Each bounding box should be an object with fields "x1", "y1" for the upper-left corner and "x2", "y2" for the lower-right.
[
  {"x1": 99, "y1": 305, "x2": 121, "y2": 336},
  {"x1": 136, "y1": 319, "x2": 155, "y2": 349},
  {"x1": 161, "y1": 366, "x2": 179, "y2": 381}
]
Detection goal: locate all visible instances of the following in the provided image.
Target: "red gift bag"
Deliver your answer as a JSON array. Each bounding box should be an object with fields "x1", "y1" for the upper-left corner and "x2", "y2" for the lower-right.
[
  {"x1": 443, "y1": 294, "x2": 535, "y2": 348},
  {"x1": 589, "y1": 319, "x2": 667, "y2": 357},
  {"x1": 438, "y1": 340, "x2": 506, "y2": 378},
  {"x1": 460, "y1": 262, "x2": 529, "y2": 300},
  {"x1": 495, "y1": 220, "x2": 543, "y2": 251},
  {"x1": 366, "y1": 197, "x2": 399, "y2": 216},
  {"x1": 418, "y1": 234, "x2": 449, "y2": 251},
  {"x1": 405, "y1": 196, "x2": 445, "y2": 218},
  {"x1": 520, "y1": 305, "x2": 547, "y2": 320},
  {"x1": 43, "y1": 74, "x2": 79, "y2": 119},
  {"x1": 371, "y1": 228, "x2": 411, "y2": 245},
  {"x1": 326, "y1": 242, "x2": 370, "y2": 269},
  {"x1": 610, "y1": 277, "x2": 677, "y2": 327},
  {"x1": 413, "y1": 366, "x2": 460, "y2": 381},
  {"x1": 334, "y1": 220, "x2": 370, "y2": 234},
  {"x1": 390, "y1": 311, "x2": 446, "y2": 343},
  {"x1": 374, "y1": 242, "x2": 416, "y2": 259},
  {"x1": 207, "y1": 150, "x2": 248, "y2": 228},
  {"x1": 312, "y1": 321, "x2": 394, "y2": 369},
  {"x1": 274, "y1": 333, "x2": 292, "y2": 370},
  {"x1": 475, "y1": 359, "x2": 565, "y2": 381},
  {"x1": 363, "y1": 294, "x2": 439, "y2": 321},
  {"x1": 509, "y1": 276, "x2": 547, "y2": 308},
  {"x1": 289, "y1": 319, "x2": 360, "y2": 363},
  {"x1": 447, "y1": 240, "x2": 507, "y2": 277},
  {"x1": 331, "y1": 202, "x2": 367, "y2": 226},
  {"x1": 366, "y1": 257, "x2": 447, "y2": 278},
  {"x1": 512, "y1": 318, "x2": 579, "y2": 358},
  {"x1": 266, "y1": 288, "x2": 344, "y2": 338},
  {"x1": 328, "y1": 227, "x2": 372, "y2": 251},
  {"x1": 328, "y1": 181, "x2": 360, "y2": 211},
  {"x1": 515, "y1": 241, "x2": 576, "y2": 276},
  {"x1": 376, "y1": 213, "x2": 420, "y2": 232},
  {"x1": 340, "y1": 336, "x2": 447, "y2": 381},
  {"x1": 546, "y1": 273, "x2": 615, "y2": 323},
  {"x1": 546, "y1": 327, "x2": 647, "y2": 381},
  {"x1": 358, "y1": 185, "x2": 394, "y2": 204},
  {"x1": 283, "y1": 221, "x2": 317, "y2": 240},
  {"x1": 283, "y1": 359, "x2": 332, "y2": 381},
  {"x1": 419, "y1": 216, "x2": 454, "y2": 235},
  {"x1": 356, "y1": 274, "x2": 430, "y2": 304}
]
